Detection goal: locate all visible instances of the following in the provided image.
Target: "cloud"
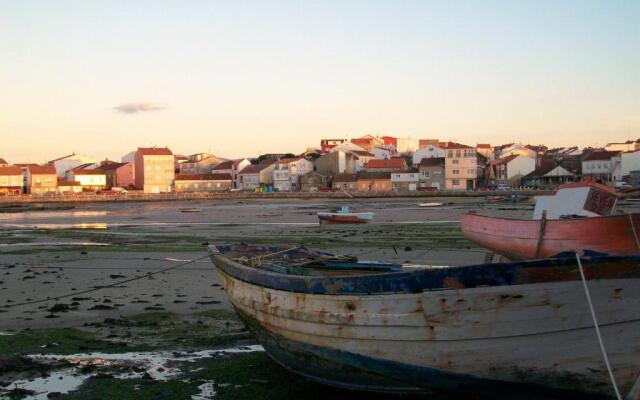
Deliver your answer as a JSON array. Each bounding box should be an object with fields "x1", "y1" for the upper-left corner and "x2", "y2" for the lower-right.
[{"x1": 113, "y1": 103, "x2": 168, "y2": 114}]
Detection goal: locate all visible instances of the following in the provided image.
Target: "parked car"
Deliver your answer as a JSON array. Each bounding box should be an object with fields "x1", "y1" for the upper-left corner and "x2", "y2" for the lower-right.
[{"x1": 496, "y1": 183, "x2": 512, "y2": 191}]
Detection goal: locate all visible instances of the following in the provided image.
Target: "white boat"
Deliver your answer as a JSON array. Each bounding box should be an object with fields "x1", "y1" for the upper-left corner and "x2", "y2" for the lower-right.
[{"x1": 418, "y1": 202, "x2": 444, "y2": 208}]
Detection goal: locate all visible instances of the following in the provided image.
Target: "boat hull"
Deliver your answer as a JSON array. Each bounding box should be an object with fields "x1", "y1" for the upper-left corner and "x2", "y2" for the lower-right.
[
  {"x1": 209, "y1": 248, "x2": 640, "y2": 397},
  {"x1": 317, "y1": 212, "x2": 373, "y2": 224},
  {"x1": 461, "y1": 213, "x2": 640, "y2": 260}
]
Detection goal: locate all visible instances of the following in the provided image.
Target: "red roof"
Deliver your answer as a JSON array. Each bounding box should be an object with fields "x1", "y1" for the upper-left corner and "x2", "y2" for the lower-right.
[
  {"x1": 0, "y1": 158, "x2": 8, "y2": 165},
  {"x1": 419, "y1": 157, "x2": 445, "y2": 168},
  {"x1": 0, "y1": 166, "x2": 22, "y2": 176},
  {"x1": 212, "y1": 160, "x2": 234, "y2": 170},
  {"x1": 367, "y1": 158, "x2": 407, "y2": 169},
  {"x1": 583, "y1": 151, "x2": 621, "y2": 161},
  {"x1": 28, "y1": 165, "x2": 56, "y2": 175},
  {"x1": 137, "y1": 147, "x2": 173, "y2": 156},
  {"x1": 490, "y1": 154, "x2": 519, "y2": 166},
  {"x1": 175, "y1": 173, "x2": 232, "y2": 181},
  {"x1": 57, "y1": 179, "x2": 81, "y2": 186},
  {"x1": 558, "y1": 181, "x2": 619, "y2": 197},
  {"x1": 441, "y1": 142, "x2": 473, "y2": 149},
  {"x1": 350, "y1": 150, "x2": 374, "y2": 157},
  {"x1": 476, "y1": 144, "x2": 491, "y2": 148}
]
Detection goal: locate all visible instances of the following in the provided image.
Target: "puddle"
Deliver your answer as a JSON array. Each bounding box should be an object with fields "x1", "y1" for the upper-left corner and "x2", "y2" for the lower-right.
[
  {"x1": 6, "y1": 368, "x2": 89, "y2": 400},
  {"x1": 0, "y1": 241, "x2": 110, "y2": 247},
  {"x1": 2, "y1": 345, "x2": 264, "y2": 399},
  {"x1": 192, "y1": 380, "x2": 217, "y2": 399}
]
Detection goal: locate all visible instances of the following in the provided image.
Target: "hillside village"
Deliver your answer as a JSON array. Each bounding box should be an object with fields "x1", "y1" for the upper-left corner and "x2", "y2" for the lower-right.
[{"x1": 0, "y1": 134, "x2": 637, "y2": 195}]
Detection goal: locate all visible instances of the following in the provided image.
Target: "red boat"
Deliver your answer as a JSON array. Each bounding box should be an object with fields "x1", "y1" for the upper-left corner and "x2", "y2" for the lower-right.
[
  {"x1": 317, "y1": 206, "x2": 374, "y2": 224},
  {"x1": 461, "y1": 212, "x2": 640, "y2": 260}
]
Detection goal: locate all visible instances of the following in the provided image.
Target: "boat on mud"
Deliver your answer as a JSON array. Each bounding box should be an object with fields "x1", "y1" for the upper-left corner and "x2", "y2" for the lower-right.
[
  {"x1": 463, "y1": 181, "x2": 637, "y2": 260},
  {"x1": 317, "y1": 205, "x2": 373, "y2": 224},
  {"x1": 418, "y1": 202, "x2": 444, "y2": 208},
  {"x1": 180, "y1": 207, "x2": 203, "y2": 213},
  {"x1": 208, "y1": 244, "x2": 640, "y2": 398}
]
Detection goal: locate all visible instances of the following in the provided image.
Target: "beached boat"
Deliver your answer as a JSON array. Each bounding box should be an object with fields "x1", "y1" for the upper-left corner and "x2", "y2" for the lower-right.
[
  {"x1": 317, "y1": 206, "x2": 373, "y2": 224},
  {"x1": 463, "y1": 181, "x2": 636, "y2": 260},
  {"x1": 418, "y1": 202, "x2": 444, "y2": 208},
  {"x1": 180, "y1": 207, "x2": 203, "y2": 213},
  {"x1": 208, "y1": 244, "x2": 640, "y2": 397},
  {"x1": 462, "y1": 212, "x2": 640, "y2": 259}
]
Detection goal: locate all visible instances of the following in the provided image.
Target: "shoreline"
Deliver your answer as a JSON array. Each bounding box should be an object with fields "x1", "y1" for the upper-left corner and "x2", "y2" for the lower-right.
[{"x1": 0, "y1": 189, "x2": 553, "y2": 205}]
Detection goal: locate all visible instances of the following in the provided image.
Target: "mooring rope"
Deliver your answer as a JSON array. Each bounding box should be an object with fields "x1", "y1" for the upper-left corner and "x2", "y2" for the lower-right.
[
  {"x1": 574, "y1": 253, "x2": 622, "y2": 400},
  {"x1": 0, "y1": 254, "x2": 212, "y2": 309}
]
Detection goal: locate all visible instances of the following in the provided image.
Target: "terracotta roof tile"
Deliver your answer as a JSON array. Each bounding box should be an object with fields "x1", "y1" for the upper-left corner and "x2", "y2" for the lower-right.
[
  {"x1": 28, "y1": 165, "x2": 56, "y2": 174},
  {"x1": 366, "y1": 158, "x2": 406, "y2": 169},
  {"x1": 0, "y1": 166, "x2": 22, "y2": 176},
  {"x1": 583, "y1": 151, "x2": 621, "y2": 161},
  {"x1": 137, "y1": 147, "x2": 173, "y2": 156}
]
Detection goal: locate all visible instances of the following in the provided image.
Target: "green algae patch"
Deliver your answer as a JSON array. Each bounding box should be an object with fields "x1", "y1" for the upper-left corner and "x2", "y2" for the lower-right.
[{"x1": 0, "y1": 328, "x2": 139, "y2": 355}]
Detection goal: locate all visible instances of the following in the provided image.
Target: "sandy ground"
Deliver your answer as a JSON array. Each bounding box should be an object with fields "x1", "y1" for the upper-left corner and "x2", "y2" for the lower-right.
[{"x1": 2, "y1": 196, "x2": 638, "y2": 331}]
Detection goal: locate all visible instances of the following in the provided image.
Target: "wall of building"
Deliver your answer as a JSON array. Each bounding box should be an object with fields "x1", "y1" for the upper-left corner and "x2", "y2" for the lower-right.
[
  {"x1": 445, "y1": 148, "x2": 477, "y2": 190},
  {"x1": 356, "y1": 179, "x2": 392, "y2": 192},
  {"x1": 175, "y1": 180, "x2": 231, "y2": 192}
]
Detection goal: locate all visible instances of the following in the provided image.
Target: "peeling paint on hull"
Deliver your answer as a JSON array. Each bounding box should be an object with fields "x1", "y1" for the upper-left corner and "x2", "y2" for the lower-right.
[{"x1": 209, "y1": 247, "x2": 640, "y2": 397}]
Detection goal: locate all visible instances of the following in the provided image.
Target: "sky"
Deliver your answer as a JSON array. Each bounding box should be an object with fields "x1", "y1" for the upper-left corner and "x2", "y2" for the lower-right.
[{"x1": 1, "y1": 0, "x2": 638, "y2": 163}]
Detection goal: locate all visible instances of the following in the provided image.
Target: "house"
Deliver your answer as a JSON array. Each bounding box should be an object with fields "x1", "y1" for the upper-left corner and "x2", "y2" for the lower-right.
[
  {"x1": 391, "y1": 170, "x2": 419, "y2": 192},
  {"x1": 495, "y1": 143, "x2": 537, "y2": 160},
  {"x1": 26, "y1": 165, "x2": 57, "y2": 194},
  {"x1": 621, "y1": 150, "x2": 640, "y2": 178},
  {"x1": 0, "y1": 166, "x2": 24, "y2": 195},
  {"x1": 395, "y1": 138, "x2": 419, "y2": 153},
  {"x1": 476, "y1": 144, "x2": 494, "y2": 160},
  {"x1": 99, "y1": 161, "x2": 134, "y2": 189},
  {"x1": 211, "y1": 159, "x2": 251, "y2": 189},
  {"x1": 173, "y1": 155, "x2": 189, "y2": 172},
  {"x1": 412, "y1": 144, "x2": 446, "y2": 166},
  {"x1": 605, "y1": 140, "x2": 640, "y2": 152},
  {"x1": 320, "y1": 139, "x2": 348, "y2": 153},
  {"x1": 521, "y1": 163, "x2": 577, "y2": 188},
  {"x1": 366, "y1": 158, "x2": 408, "y2": 172},
  {"x1": 332, "y1": 173, "x2": 357, "y2": 191},
  {"x1": 56, "y1": 179, "x2": 82, "y2": 194},
  {"x1": 582, "y1": 151, "x2": 622, "y2": 183},
  {"x1": 418, "y1": 158, "x2": 445, "y2": 190},
  {"x1": 486, "y1": 154, "x2": 536, "y2": 187},
  {"x1": 300, "y1": 171, "x2": 331, "y2": 192},
  {"x1": 443, "y1": 143, "x2": 477, "y2": 190},
  {"x1": 351, "y1": 135, "x2": 385, "y2": 152},
  {"x1": 134, "y1": 147, "x2": 175, "y2": 193},
  {"x1": 273, "y1": 157, "x2": 314, "y2": 192},
  {"x1": 237, "y1": 161, "x2": 276, "y2": 191},
  {"x1": 356, "y1": 172, "x2": 392, "y2": 192},
  {"x1": 381, "y1": 136, "x2": 397, "y2": 148},
  {"x1": 68, "y1": 167, "x2": 107, "y2": 191},
  {"x1": 179, "y1": 153, "x2": 224, "y2": 175},
  {"x1": 0, "y1": 158, "x2": 8, "y2": 167},
  {"x1": 174, "y1": 173, "x2": 232, "y2": 192},
  {"x1": 329, "y1": 142, "x2": 368, "y2": 154},
  {"x1": 372, "y1": 147, "x2": 392, "y2": 159},
  {"x1": 47, "y1": 153, "x2": 97, "y2": 178},
  {"x1": 315, "y1": 151, "x2": 357, "y2": 175},
  {"x1": 350, "y1": 150, "x2": 374, "y2": 172}
]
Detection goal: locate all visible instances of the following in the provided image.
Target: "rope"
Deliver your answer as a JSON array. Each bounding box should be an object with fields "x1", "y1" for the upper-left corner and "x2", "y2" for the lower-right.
[
  {"x1": 627, "y1": 213, "x2": 640, "y2": 251},
  {"x1": 0, "y1": 254, "x2": 211, "y2": 310},
  {"x1": 574, "y1": 253, "x2": 622, "y2": 400}
]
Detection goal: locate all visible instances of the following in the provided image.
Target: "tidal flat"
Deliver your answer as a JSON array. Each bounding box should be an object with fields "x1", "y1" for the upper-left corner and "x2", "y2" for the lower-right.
[{"x1": 2, "y1": 197, "x2": 633, "y2": 399}]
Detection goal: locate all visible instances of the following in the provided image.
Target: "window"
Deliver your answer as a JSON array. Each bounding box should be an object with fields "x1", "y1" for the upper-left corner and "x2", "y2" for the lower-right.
[
  {"x1": 452, "y1": 159, "x2": 459, "y2": 164},
  {"x1": 448, "y1": 151, "x2": 453, "y2": 158},
  {"x1": 452, "y1": 179, "x2": 459, "y2": 186},
  {"x1": 453, "y1": 169, "x2": 459, "y2": 175},
  {"x1": 455, "y1": 150, "x2": 461, "y2": 157},
  {"x1": 422, "y1": 172, "x2": 429, "y2": 178},
  {"x1": 467, "y1": 169, "x2": 475, "y2": 174}
]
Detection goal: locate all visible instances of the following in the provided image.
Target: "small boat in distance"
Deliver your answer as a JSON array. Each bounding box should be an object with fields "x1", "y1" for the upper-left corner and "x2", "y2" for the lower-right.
[
  {"x1": 317, "y1": 205, "x2": 373, "y2": 224},
  {"x1": 180, "y1": 207, "x2": 203, "y2": 213},
  {"x1": 208, "y1": 244, "x2": 640, "y2": 397},
  {"x1": 418, "y1": 202, "x2": 444, "y2": 208}
]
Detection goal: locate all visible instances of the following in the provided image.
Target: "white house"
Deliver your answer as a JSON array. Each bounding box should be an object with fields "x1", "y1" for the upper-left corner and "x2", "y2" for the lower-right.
[
  {"x1": 621, "y1": 150, "x2": 640, "y2": 177},
  {"x1": 48, "y1": 153, "x2": 97, "y2": 178},
  {"x1": 391, "y1": 171, "x2": 419, "y2": 192},
  {"x1": 372, "y1": 147, "x2": 392, "y2": 160},
  {"x1": 273, "y1": 157, "x2": 314, "y2": 192},
  {"x1": 582, "y1": 151, "x2": 622, "y2": 183},
  {"x1": 350, "y1": 151, "x2": 374, "y2": 172},
  {"x1": 395, "y1": 137, "x2": 419, "y2": 153},
  {"x1": 412, "y1": 145, "x2": 446, "y2": 166}
]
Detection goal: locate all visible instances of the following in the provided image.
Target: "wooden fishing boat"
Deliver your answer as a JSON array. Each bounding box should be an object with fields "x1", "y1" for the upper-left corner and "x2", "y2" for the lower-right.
[
  {"x1": 462, "y1": 181, "x2": 637, "y2": 260},
  {"x1": 209, "y1": 244, "x2": 640, "y2": 397},
  {"x1": 461, "y1": 212, "x2": 640, "y2": 260},
  {"x1": 317, "y1": 206, "x2": 373, "y2": 224}
]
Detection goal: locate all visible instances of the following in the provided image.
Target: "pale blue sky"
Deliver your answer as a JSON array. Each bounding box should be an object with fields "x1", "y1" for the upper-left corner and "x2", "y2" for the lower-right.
[{"x1": 1, "y1": 0, "x2": 638, "y2": 162}]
